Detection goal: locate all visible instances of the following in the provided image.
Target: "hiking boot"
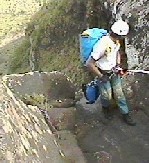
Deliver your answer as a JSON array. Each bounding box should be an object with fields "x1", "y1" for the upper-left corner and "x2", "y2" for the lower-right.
[
  {"x1": 102, "y1": 107, "x2": 113, "y2": 120},
  {"x1": 123, "y1": 113, "x2": 136, "y2": 126}
]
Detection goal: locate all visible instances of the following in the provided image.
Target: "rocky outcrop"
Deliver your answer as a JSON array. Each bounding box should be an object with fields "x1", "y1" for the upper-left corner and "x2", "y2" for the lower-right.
[
  {"x1": 0, "y1": 72, "x2": 86, "y2": 163},
  {"x1": 107, "y1": 0, "x2": 149, "y2": 113},
  {"x1": 3, "y1": 71, "x2": 76, "y2": 105},
  {"x1": 0, "y1": 79, "x2": 65, "y2": 162},
  {"x1": 113, "y1": 0, "x2": 148, "y2": 70},
  {"x1": 0, "y1": 0, "x2": 148, "y2": 162}
]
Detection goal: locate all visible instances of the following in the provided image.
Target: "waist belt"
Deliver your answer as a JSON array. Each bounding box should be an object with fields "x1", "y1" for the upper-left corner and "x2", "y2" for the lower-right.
[
  {"x1": 98, "y1": 68, "x2": 113, "y2": 76},
  {"x1": 106, "y1": 71, "x2": 114, "y2": 77},
  {"x1": 98, "y1": 68, "x2": 116, "y2": 80}
]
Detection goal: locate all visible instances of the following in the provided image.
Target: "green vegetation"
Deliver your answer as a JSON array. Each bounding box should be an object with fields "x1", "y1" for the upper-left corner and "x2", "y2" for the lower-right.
[
  {"x1": 8, "y1": 0, "x2": 87, "y2": 86},
  {"x1": 6, "y1": 0, "x2": 109, "y2": 86},
  {"x1": 0, "y1": 0, "x2": 41, "y2": 41},
  {"x1": 0, "y1": 0, "x2": 42, "y2": 75},
  {"x1": 8, "y1": 39, "x2": 30, "y2": 73}
]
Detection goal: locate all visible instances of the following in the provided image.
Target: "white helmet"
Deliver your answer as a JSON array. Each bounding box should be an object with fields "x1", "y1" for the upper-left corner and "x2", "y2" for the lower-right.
[{"x1": 111, "y1": 20, "x2": 129, "y2": 36}]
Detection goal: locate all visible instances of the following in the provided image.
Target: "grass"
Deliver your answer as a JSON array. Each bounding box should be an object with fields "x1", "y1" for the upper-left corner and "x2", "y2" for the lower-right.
[
  {"x1": 0, "y1": 0, "x2": 41, "y2": 41},
  {"x1": 8, "y1": 39, "x2": 30, "y2": 73},
  {"x1": 7, "y1": 0, "x2": 87, "y2": 87},
  {"x1": 0, "y1": 0, "x2": 42, "y2": 74}
]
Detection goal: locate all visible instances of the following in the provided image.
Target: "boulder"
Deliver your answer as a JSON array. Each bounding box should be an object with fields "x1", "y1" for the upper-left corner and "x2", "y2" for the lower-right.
[{"x1": 3, "y1": 71, "x2": 76, "y2": 107}]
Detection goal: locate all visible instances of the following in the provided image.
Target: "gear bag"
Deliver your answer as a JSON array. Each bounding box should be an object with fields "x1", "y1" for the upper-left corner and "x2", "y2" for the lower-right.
[
  {"x1": 82, "y1": 79, "x2": 100, "y2": 104},
  {"x1": 79, "y1": 28, "x2": 108, "y2": 64}
]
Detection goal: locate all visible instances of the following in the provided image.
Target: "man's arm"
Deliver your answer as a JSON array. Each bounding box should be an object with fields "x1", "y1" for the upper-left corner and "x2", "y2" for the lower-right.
[
  {"x1": 86, "y1": 57, "x2": 103, "y2": 78},
  {"x1": 117, "y1": 51, "x2": 121, "y2": 66},
  {"x1": 86, "y1": 37, "x2": 107, "y2": 78},
  {"x1": 116, "y1": 50, "x2": 129, "y2": 77}
]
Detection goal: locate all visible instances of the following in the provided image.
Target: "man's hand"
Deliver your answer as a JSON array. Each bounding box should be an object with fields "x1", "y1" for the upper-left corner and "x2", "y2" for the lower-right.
[
  {"x1": 98, "y1": 73, "x2": 103, "y2": 79},
  {"x1": 119, "y1": 69, "x2": 129, "y2": 77},
  {"x1": 112, "y1": 66, "x2": 129, "y2": 77}
]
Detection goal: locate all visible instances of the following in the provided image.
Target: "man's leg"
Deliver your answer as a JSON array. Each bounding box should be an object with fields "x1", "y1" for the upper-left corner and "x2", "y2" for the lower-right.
[
  {"x1": 98, "y1": 79, "x2": 112, "y2": 120},
  {"x1": 111, "y1": 74, "x2": 136, "y2": 126}
]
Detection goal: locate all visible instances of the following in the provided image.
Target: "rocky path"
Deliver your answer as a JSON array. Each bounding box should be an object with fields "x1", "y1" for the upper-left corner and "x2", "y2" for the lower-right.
[
  {"x1": 1, "y1": 70, "x2": 148, "y2": 163},
  {"x1": 75, "y1": 98, "x2": 149, "y2": 163}
]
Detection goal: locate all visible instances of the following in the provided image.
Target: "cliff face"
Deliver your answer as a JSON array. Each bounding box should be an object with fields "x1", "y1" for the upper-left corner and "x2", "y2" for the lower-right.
[
  {"x1": 110, "y1": 0, "x2": 149, "y2": 112},
  {"x1": 112, "y1": 0, "x2": 148, "y2": 69},
  {"x1": 0, "y1": 77, "x2": 65, "y2": 162},
  {"x1": 0, "y1": 72, "x2": 86, "y2": 163},
  {"x1": 0, "y1": 0, "x2": 148, "y2": 162}
]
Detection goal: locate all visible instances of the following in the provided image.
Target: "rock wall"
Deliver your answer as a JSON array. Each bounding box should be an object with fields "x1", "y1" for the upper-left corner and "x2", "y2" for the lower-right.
[
  {"x1": 3, "y1": 71, "x2": 76, "y2": 103},
  {"x1": 0, "y1": 78, "x2": 65, "y2": 162},
  {"x1": 109, "y1": 0, "x2": 148, "y2": 69},
  {"x1": 0, "y1": 72, "x2": 86, "y2": 163},
  {"x1": 107, "y1": 0, "x2": 149, "y2": 112}
]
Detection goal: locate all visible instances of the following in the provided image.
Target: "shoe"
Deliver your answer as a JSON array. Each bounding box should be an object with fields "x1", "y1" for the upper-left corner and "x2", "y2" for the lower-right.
[
  {"x1": 102, "y1": 106, "x2": 113, "y2": 120},
  {"x1": 123, "y1": 113, "x2": 136, "y2": 126}
]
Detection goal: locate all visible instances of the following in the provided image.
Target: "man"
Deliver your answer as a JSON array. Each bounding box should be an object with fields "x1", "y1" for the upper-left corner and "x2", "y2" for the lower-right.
[{"x1": 86, "y1": 20, "x2": 136, "y2": 126}]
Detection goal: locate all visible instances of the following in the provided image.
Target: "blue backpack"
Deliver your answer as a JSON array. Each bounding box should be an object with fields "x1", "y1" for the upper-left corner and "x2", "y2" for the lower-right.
[
  {"x1": 80, "y1": 28, "x2": 108, "y2": 104},
  {"x1": 79, "y1": 28, "x2": 108, "y2": 64}
]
